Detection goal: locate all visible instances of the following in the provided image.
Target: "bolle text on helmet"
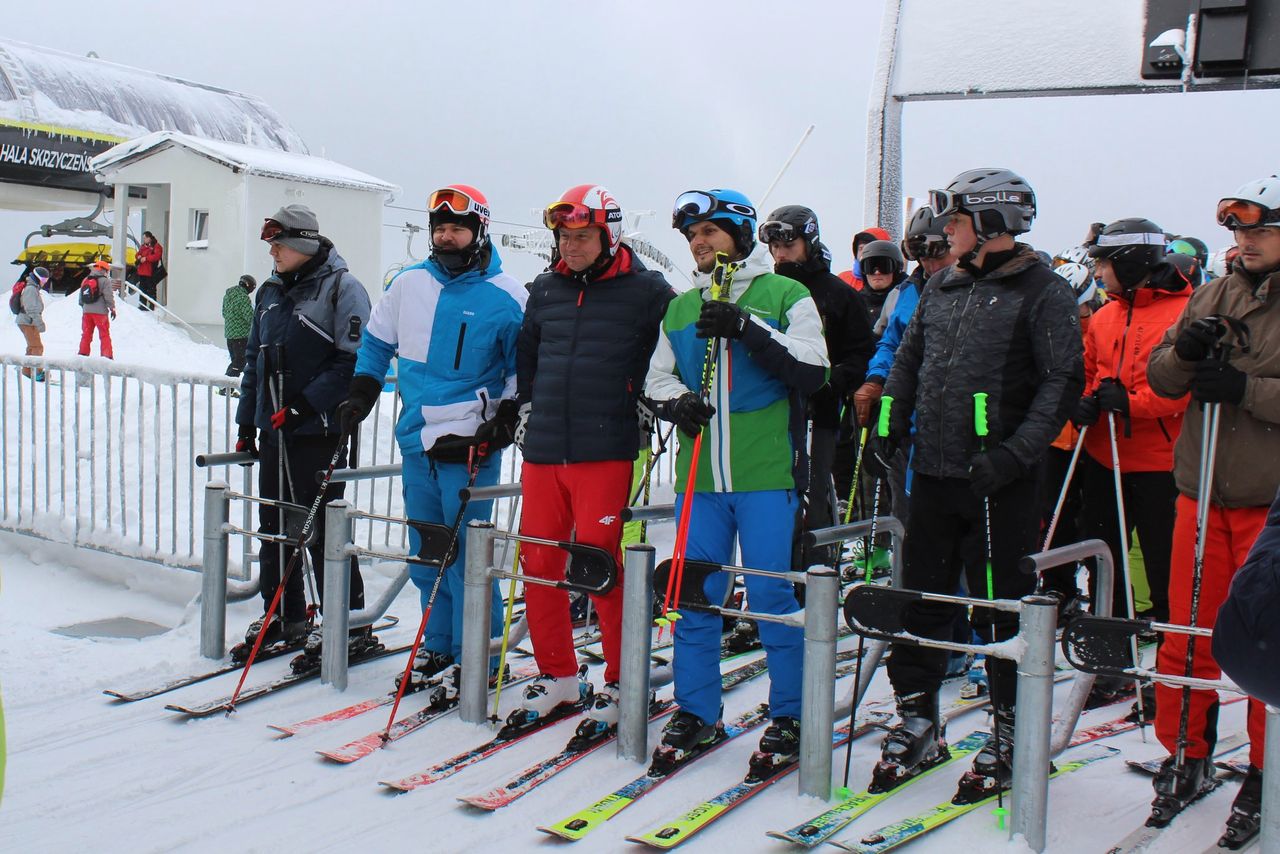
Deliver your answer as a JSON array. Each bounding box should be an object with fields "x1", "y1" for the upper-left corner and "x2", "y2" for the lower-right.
[{"x1": 962, "y1": 190, "x2": 1027, "y2": 206}]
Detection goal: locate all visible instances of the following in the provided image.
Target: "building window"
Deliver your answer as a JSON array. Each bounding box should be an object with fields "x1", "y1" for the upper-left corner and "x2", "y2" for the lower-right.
[{"x1": 189, "y1": 209, "x2": 209, "y2": 242}]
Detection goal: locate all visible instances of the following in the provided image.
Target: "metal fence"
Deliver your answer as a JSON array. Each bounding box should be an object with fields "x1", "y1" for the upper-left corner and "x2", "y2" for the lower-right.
[{"x1": 0, "y1": 354, "x2": 674, "y2": 573}]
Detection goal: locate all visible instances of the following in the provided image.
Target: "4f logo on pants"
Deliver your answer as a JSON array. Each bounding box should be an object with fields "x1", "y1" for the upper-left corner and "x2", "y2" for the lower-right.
[{"x1": 598, "y1": 515, "x2": 617, "y2": 525}]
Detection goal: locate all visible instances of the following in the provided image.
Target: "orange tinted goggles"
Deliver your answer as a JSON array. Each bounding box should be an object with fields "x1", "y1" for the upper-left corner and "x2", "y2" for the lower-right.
[
  {"x1": 428, "y1": 188, "x2": 477, "y2": 215},
  {"x1": 1217, "y1": 198, "x2": 1280, "y2": 228}
]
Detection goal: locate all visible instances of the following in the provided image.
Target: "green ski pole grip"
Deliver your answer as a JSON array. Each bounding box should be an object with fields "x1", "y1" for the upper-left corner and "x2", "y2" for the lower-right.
[
  {"x1": 973, "y1": 392, "x2": 989, "y2": 438},
  {"x1": 877, "y1": 395, "x2": 894, "y2": 438}
]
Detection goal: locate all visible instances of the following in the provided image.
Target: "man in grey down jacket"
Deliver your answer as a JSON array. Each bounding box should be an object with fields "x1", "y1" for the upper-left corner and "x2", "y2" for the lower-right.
[{"x1": 864, "y1": 168, "x2": 1083, "y2": 800}]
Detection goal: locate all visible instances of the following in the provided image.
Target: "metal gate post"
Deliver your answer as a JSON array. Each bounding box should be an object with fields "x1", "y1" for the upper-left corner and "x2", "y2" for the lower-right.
[
  {"x1": 799, "y1": 568, "x2": 839, "y2": 798},
  {"x1": 1263, "y1": 705, "x2": 1280, "y2": 854},
  {"x1": 1010, "y1": 594, "x2": 1058, "y2": 852},
  {"x1": 199, "y1": 481, "x2": 230, "y2": 659},
  {"x1": 460, "y1": 521, "x2": 496, "y2": 724},
  {"x1": 618, "y1": 544, "x2": 656, "y2": 762},
  {"x1": 320, "y1": 501, "x2": 353, "y2": 689}
]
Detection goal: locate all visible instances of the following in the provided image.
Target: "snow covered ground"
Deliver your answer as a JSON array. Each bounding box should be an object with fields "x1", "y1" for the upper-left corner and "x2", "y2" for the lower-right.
[{"x1": 0, "y1": 525, "x2": 1257, "y2": 854}]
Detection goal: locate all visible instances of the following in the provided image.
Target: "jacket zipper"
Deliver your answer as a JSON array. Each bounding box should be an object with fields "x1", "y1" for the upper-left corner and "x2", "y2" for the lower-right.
[
  {"x1": 1156, "y1": 416, "x2": 1172, "y2": 444},
  {"x1": 453, "y1": 322, "x2": 468, "y2": 370},
  {"x1": 566, "y1": 288, "x2": 586, "y2": 459},
  {"x1": 938, "y1": 283, "x2": 977, "y2": 467},
  {"x1": 298, "y1": 312, "x2": 334, "y2": 344}
]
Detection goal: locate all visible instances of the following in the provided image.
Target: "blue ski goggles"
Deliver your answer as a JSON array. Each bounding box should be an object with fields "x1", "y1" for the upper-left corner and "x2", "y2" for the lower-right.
[{"x1": 672, "y1": 190, "x2": 756, "y2": 231}]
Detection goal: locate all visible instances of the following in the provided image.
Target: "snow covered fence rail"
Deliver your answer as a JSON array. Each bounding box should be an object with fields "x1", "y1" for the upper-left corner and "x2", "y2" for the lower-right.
[{"x1": 0, "y1": 356, "x2": 405, "y2": 572}]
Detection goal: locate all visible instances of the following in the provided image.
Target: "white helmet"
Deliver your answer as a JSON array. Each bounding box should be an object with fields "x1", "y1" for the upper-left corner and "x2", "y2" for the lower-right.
[
  {"x1": 1055, "y1": 245, "x2": 1093, "y2": 268},
  {"x1": 1217, "y1": 175, "x2": 1280, "y2": 229},
  {"x1": 1206, "y1": 247, "x2": 1234, "y2": 279},
  {"x1": 1053, "y1": 262, "x2": 1097, "y2": 306}
]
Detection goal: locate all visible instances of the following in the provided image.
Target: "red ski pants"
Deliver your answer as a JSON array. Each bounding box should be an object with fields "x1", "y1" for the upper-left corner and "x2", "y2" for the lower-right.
[
  {"x1": 1155, "y1": 495, "x2": 1269, "y2": 767},
  {"x1": 78, "y1": 314, "x2": 113, "y2": 358},
  {"x1": 518, "y1": 460, "x2": 631, "y2": 683}
]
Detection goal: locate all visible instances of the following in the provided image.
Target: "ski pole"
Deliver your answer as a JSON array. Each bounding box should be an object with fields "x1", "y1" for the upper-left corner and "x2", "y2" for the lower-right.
[
  {"x1": 832, "y1": 424, "x2": 869, "y2": 582},
  {"x1": 1040, "y1": 424, "x2": 1088, "y2": 557},
  {"x1": 383, "y1": 445, "x2": 484, "y2": 738},
  {"x1": 837, "y1": 396, "x2": 892, "y2": 797},
  {"x1": 229, "y1": 428, "x2": 352, "y2": 712},
  {"x1": 974, "y1": 391, "x2": 1007, "y2": 827},
  {"x1": 1106, "y1": 411, "x2": 1148, "y2": 738},
  {"x1": 489, "y1": 542, "x2": 522, "y2": 721},
  {"x1": 658, "y1": 253, "x2": 737, "y2": 634}
]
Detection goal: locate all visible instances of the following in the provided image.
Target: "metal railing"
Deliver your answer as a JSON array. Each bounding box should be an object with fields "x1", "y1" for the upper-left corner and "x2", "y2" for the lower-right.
[{"x1": 0, "y1": 356, "x2": 411, "y2": 573}]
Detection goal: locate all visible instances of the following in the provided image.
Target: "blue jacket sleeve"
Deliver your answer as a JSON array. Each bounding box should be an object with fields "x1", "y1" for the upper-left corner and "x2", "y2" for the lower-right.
[
  {"x1": 867, "y1": 283, "x2": 918, "y2": 384},
  {"x1": 353, "y1": 329, "x2": 396, "y2": 382}
]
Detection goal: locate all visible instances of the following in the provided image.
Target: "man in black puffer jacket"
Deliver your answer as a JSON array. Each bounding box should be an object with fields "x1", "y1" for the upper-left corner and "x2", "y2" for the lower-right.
[
  {"x1": 867, "y1": 169, "x2": 1083, "y2": 799},
  {"x1": 514, "y1": 184, "x2": 675, "y2": 726},
  {"x1": 759, "y1": 205, "x2": 875, "y2": 560}
]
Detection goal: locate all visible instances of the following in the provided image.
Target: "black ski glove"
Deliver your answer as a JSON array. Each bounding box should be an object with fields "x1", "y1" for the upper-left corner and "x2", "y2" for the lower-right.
[
  {"x1": 862, "y1": 434, "x2": 899, "y2": 481},
  {"x1": 695, "y1": 300, "x2": 750, "y2": 340},
  {"x1": 1071, "y1": 394, "x2": 1100, "y2": 428},
  {"x1": 236, "y1": 423, "x2": 258, "y2": 457},
  {"x1": 969, "y1": 447, "x2": 1023, "y2": 498},
  {"x1": 337, "y1": 374, "x2": 384, "y2": 435},
  {"x1": 1192, "y1": 358, "x2": 1248, "y2": 405},
  {"x1": 1095, "y1": 378, "x2": 1130, "y2": 417},
  {"x1": 658, "y1": 393, "x2": 716, "y2": 438},
  {"x1": 474, "y1": 399, "x2": 520, "y2": 453},
  {"x1": 1174, "y1": 317, "x2": 1225, "y2": 362}
]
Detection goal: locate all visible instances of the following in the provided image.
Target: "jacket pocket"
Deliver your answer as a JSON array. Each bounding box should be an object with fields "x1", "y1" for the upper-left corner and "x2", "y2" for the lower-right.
[
  {"x1": 453, "y1": 323, "x2": 467, "y2": 370},
  {"x1": 1156, "y1": 416, "x2": 1172, "y2": 444},
  {"x1": 297, "y1": 312, "x2": 334, "y2": 344}
]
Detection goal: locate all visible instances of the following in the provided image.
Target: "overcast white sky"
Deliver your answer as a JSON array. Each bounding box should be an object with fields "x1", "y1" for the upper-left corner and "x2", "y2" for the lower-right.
[{"x1": 4, "y1": 0, "x2": 1280, "y2": 284}]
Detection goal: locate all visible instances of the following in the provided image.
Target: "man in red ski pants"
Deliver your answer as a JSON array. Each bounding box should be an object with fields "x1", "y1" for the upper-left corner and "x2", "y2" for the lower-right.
[
  {"x1": 515, "y1": 184, "x2": 674, "y2": 732},
  {"x1": 1146, "y1": 174, "x2": 1280, "y2": 840}
]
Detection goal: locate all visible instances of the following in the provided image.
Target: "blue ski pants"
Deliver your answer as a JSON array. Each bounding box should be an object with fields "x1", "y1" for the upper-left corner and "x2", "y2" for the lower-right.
[
  {"x1": 672, "y1": 489, "x2": 803, "y2": 723},
  {"x1": 402, "y1": 451, "x2": 503, "y2": 659}
]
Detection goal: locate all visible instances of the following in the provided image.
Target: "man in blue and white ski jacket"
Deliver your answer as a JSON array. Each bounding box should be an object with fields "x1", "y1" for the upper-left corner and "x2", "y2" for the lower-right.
[{"x1": 339, "y1": 185, "x2": 526, "y2": 683}]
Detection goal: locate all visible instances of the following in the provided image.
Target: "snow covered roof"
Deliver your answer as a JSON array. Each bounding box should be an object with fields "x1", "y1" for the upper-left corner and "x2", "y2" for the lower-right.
[
  {"x1": 0, "y1": 37, "x2": 306, "y2": 150},
  {"x1": 92, "y1": 131, "x2": 398, "y2": 196}
]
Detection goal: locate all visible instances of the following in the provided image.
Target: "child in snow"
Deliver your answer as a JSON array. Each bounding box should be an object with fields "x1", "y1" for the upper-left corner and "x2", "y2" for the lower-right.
[
  {"x1": 13, "y1": 266, "x2": 49, "y2": 379},
  {"x1": 223, "y1": 274, "x2": 255, "y2": 376},
  {"x1": 78, "y1": 260, "x2": 117, "y2": 359}
]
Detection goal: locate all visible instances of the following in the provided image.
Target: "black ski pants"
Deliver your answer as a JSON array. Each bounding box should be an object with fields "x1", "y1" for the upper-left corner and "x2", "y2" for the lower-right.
[
  {"x1": 886, "y1": 473, "x2": 1040, "y2": 706},
  {"x1": 1078, "y1": 455, "x2": 1176, "y2": 622},
  {"x1": 257, "y1": 434, "x2": 364, "y2": 623}
]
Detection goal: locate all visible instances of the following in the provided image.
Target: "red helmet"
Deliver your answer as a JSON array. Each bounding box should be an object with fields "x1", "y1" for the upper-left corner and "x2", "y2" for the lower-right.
[
  {"x1": 427, "y1": 184, "x2": 491, "y2": 248},
  {"x1": 544, "y1": 184, "x2": 624, "y2": 256}
]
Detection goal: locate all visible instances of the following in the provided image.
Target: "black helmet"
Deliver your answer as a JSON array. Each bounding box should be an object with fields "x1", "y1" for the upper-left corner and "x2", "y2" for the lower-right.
[
  {"x1": 859, "y1": 240, "x2": 905, "y2": 277},
  {"x1": 902, "y1": 207, "x2": 949, "y2": 261},
  {"x1": 929, "y1": 168, "x2": 1036, "y2": 238},
  {"x1": 758, "y1": 205, "x2": 821, "y2": 255},
  {"x1": 1151, "y1": 252, "x2": 1203, "y2": 291},
  {"x1": 238, "y1": 274, "x2": 257, "y2": 292},
  {"x1": 1089, "y1": 217, "x2": 1166, "y2": 287}
]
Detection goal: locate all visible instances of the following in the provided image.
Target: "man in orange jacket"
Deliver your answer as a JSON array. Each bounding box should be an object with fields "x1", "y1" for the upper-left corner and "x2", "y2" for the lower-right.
[{"x1": 1073, "y1": 219, "x2": 1190, "y2": 630}]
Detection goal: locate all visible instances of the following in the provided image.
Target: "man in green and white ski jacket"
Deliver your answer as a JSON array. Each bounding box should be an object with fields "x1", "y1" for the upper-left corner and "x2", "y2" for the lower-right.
[{"x1": 646, "y1": 187, "x2": 828, "y2": 753}]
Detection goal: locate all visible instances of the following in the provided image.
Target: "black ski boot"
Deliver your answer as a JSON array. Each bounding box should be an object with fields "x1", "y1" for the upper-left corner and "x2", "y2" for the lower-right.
[
  {"x1": 1218, "y1": 765, "x2": 1262, "y2": 849},
  {"x1": 1085, "y1": 675, "x2": 1135, "y2": 710},
  {"x1": 1148, "y1": 755, "x2": 1217, "y2": 827},
  {"x1": 1124, "y1": 683, "x2": 1157, "y2": 725},
  {"x1": 953, "y1": 705, "x2": 1017, "y2": 804},
  {"x1": 747, "y1": 716, "x2": 801, "y2": 782},
  {"x1": 724, "y1": 619, "x2": 761, "y2": 655},
  {"x1": 651, "y1": 711, "x2": 723, "y2": 775},
  {"x1": 870, "y1": 692, "x2": 947, "y2": 793},
  {"x1": 394, "y1": 649, "x2": 455, "y2": 693},
  {"x1": 230, "y1": 615, "x2": 307, "y2": 662},
  {"x1": 290, "y1": 625, "x2": 382, "y2": 674}
]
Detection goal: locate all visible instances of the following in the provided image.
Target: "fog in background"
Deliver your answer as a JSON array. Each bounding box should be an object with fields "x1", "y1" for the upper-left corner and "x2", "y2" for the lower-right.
[{"x1": 3, "y1": 1, "x2": 1278, "y2": 288}]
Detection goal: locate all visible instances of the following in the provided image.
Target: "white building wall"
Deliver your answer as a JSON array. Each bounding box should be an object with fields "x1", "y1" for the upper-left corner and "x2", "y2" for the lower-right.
[{"x1": 242, "y1": 176, "x2": 385, "y2": 305}]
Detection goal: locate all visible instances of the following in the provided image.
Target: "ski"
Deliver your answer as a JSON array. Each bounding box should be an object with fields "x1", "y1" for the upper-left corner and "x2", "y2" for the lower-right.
[
  {"x1": 625, "y1": 713, "x2": 894, "y2": 849},
  {"x1": 536, "y1": 705, "x2": 773, "y2": 842},
  {"x1": 313, "y1": 666, "x2": 544, "y2": 762},
  {"x1": 769, "y1": 691, "x2": 1150, "y2": 849},
  {"x1": 104, "y1": 616, "x2": 399, "y2": 702},
  {"x1": 829, "y1": 745, "x2": 1119, "y2": 853},
  {"x1": 379, "y1": 696, "x2": 590, "y2": 793},
  {"x1": 1103, "y1": 778, "x2": 1233, "y2": 854},
  {"x1": 273, "y1": 661, "x2": 541, "y2": 738},
  {"x1": 767, "y1": 731, "x2": 991, "y2": 847},
  {"x1": 1125, "y1": 732, "x2": 1249, "y2": 775},
  {"x1": 163, "y1": 643, "x2": 410, "y2": 717},
  {"x1": 456, "y1": 650, "x2": 816, "y2": 811}
]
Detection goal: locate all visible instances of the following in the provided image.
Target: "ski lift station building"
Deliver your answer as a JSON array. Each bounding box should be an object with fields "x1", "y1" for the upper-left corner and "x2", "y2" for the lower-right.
[{"x1": 0, "y1": 37, "x2": 396, "y2": 325}]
